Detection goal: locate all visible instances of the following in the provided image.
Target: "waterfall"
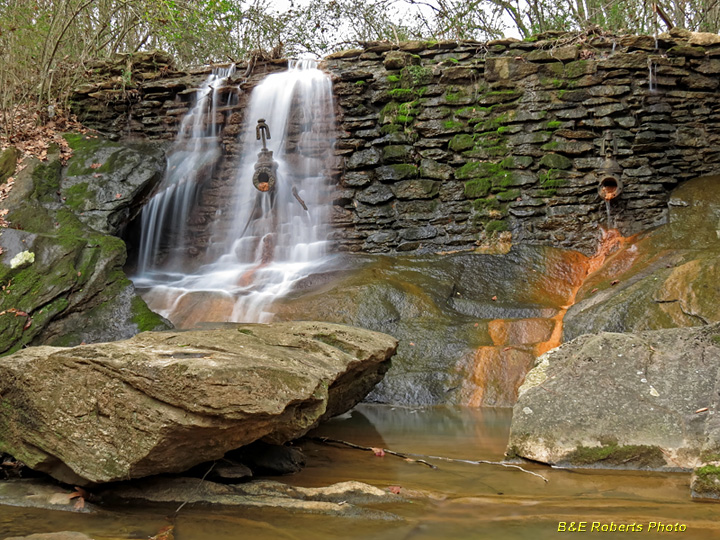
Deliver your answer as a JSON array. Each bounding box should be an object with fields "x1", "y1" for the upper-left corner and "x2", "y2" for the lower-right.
[
  {"x1": 133, "y1": 59, "x2": 335, "y2": 326},
  {"x1": 137, "y1": 64, "x2": 236, "y2": 274}
]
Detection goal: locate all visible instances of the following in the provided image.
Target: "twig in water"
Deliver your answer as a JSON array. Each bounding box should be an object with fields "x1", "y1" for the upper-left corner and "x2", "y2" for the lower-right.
[
  {"x1": 406, "y1": 452, "x2": 549, "y2": 482},
  {"x1": 175, "y1": 461, "x2": 216, "y2": 514},
  {"x1": 309, "y1": 436, "x2": 548, "y2": 482},
  {"x1": 309, "y1": 436, "x2": 437, "y2": 468}
]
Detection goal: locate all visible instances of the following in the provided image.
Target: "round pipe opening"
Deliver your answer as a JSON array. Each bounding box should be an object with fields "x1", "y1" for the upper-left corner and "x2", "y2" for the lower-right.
[{"x1": 598, "y1": 176, "x2": 622, "y2": 200}]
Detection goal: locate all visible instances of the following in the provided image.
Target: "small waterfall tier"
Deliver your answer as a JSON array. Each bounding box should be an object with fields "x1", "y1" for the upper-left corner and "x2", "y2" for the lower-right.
[{"x1": 133, "y1": 59, "x2": 336, "y2": 325}]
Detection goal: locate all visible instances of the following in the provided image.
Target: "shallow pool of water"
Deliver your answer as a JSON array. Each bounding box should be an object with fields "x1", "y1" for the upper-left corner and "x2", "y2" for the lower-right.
[{"x1": 2, "y1": 405, "x2": 719, "y2": 539}]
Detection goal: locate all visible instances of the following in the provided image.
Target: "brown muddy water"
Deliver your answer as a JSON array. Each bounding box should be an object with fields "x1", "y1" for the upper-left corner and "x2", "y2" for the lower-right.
[{"x1": 2, "y1": 405, "x2": 719, "y2": 540}]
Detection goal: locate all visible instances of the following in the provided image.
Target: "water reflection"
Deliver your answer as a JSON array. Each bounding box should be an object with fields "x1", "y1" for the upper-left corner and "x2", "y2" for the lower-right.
[{"x1": 2, "y1": 406, "x2": 719, "y2": 540}]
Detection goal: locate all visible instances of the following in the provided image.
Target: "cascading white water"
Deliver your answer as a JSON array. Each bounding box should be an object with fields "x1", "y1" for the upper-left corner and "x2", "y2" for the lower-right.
[
  {"x1": 134, "y1": 59, "x2": 335, "y2": 325},
  {"x1": 137, "y1": 64, "x2": 236, "y2": 274}
]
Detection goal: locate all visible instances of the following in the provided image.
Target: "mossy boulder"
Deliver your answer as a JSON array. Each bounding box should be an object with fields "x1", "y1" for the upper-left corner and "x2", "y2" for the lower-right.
[
  {"x1": 0, "y1": 148, "x2": 169, "y2": 355},
  {"x1": 0, "y1": 322, "x2": 396, "y2": 484},
  {"x1": 508, "y1": 323, "x2": 720, "y2": 473},
  {"x1": 61, "y1": 133, "x2": 165, "y2": 234},
  {"x1": 692, "y1": 463, "x2": 720, "y2": 501}
]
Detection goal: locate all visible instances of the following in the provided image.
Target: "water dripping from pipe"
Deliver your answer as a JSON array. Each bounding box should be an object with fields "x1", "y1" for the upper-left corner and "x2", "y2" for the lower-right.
[
  {"x1": 648, "y1": 59, "x2": 657, "y2": 92},
  {"x1": 605, "y1": 199, "x2": 613, "y2": 229}
]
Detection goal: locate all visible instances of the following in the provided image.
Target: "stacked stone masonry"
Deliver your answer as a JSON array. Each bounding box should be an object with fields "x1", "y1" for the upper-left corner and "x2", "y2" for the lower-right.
[{"x1": 71, "y1": 30, "x2": 720, "y2": 256}]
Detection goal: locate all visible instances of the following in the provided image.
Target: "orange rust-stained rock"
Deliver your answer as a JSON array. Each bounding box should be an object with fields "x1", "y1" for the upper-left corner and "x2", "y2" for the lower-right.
[
  {"x1": 463, "y1": 228, "x2": 634, "y2": 407},
  {"x1": 464, "y1": 346, "x2": 537, "y2": 407}
]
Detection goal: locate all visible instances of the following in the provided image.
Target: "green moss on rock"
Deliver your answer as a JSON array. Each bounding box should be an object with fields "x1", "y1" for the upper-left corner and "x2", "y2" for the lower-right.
[
  {"x1": 381, "y1": 124, "x2": 402, "y2": 134},
  {"x1": 485, "y1": 220, "x2": 508, "y2": 234},
  {"x1": 401, "y1": 65, "x2": 433, "y2": 86},
  {"x1": 443, "y1": 119, "x2": 465, "y2": 130},
  {"x1": 130, "y1": 295, "x2": 167, "y2": 332},
  {"x1": 0, "y1": 147, "x2": 19, "y2": 184},
  {"x1": 449, "y1": 134, "x2": 475, "y2": 152},
  {"x1": 693, "y1": 464, "x2": 720, "y2": 499},
  {"x1": 31, "y1": 159, "x2": 62, "y2": 202},
  {"x1": 564, "y1": 442, "x2": 666, "y2": 468},
  {"x1": 496, "y1": 188, "x2": 521, "y2": 201},
  {"x1": 464, "y1": 178, "x2": 491, "y2": 198},
  {"x1": 64, "y1": 182, "x2": 97, "y2": 212},
  {"x1": 382, "y1": 145, "x2": 411, "y2": 161},
  {"x1": 540, "y1": 153, "x2": 572, "y2": 169},
  {"x1": 472, "y1": 196, "x2": 500, "y2": 212},
  {"x1": 388, "y1": 88, "x2": 416, "y2": 102}
]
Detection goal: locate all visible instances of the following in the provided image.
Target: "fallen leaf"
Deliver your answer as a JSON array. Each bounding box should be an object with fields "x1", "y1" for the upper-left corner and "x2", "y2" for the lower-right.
[
  {"x1": 502, "y1": 346, "x2": 513, "y2": 352},
  {"x1": 591, "y1": 288, "x2": 599, "y2": 294},
  {"x1": 695, "y1": 407, "x2": 709, "y2": 413},
  {"x1": 23, "y1": 318, "x2": 32, "y2": 330},
  {"x1": 89, "y1": 163, "x2": 103, "y2": 169},
  {"x1": 149, "y1": 525, "x2": 175, "y2": 540},
  {"x1": 388, "y1": 485, "x2": 402, "y2": 494},
  {"x1": 491, "y1": 295, "x2": 497, "y2": 301},
  {"x1": 115, "y1": 193, "x2": 121, "y2": 199},
  {"x1": 611, "y1": 280, "x2": 620, "y2": 286},
  {"x1": 473, "y1": 323, "x2": 479, "y2": 327},
  {"x1": 372, "y1": 447, "x2": 385, "y2": 457}
]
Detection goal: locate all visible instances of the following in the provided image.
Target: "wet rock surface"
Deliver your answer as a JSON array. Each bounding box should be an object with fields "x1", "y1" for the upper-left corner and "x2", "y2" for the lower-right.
[
  {"x1": 563, "y1": 175, "x2": 720, "y2": 340},
  {"x1": 0, "y1": 322, "x2": 396, "y2": 485},
  {"x1": 4, "y1": 533, "x2": 94, "y2": 540},
  {"x1": 273, "y1": 245, "x2": 585, "y2": 406},
  {"x1": 99, "y1": 477, "x2": 402, "y2": 519},
  {"x1": 507, "y1": 323, "x2": 720, "y2": 474}
]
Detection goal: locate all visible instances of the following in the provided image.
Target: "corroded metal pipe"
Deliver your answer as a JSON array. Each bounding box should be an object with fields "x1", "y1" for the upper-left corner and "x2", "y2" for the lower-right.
[{"x1": 598, "y1": 175, "x2": 623, "y2": 200}]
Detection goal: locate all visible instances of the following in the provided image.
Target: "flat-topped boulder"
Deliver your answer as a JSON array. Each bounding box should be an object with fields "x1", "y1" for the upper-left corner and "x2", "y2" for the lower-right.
[
  {"x1": 0, "y1": 322, "x2": 397, "y2": 485},
  {"x1": 507, "y1": 323, "x2": 720, "y2": 480}
]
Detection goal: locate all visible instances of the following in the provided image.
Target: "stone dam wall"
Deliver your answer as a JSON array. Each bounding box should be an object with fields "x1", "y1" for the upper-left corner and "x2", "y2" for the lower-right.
[{"x1": 71, "y1": 30, "x2": 720, "y2": 256}]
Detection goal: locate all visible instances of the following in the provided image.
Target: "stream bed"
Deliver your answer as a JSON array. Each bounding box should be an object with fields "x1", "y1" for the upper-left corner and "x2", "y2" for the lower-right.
[{"x1": 2, "y1": 405, "x2": 719, "y2": 539}]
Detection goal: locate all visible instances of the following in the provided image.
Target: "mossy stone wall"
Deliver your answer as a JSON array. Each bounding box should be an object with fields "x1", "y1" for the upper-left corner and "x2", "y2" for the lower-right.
[
  {"x1": 71, "y1": 32, "x2": 720, "y2": 256},
  {"x1": 325, "y1": 30, "x2": 720, "y2": 254}
]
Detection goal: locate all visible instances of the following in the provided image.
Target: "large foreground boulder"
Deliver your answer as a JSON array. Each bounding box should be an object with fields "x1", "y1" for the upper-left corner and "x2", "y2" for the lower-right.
[
  {"x1": 507, "y1": 323, "x2": 720, "y2": 478},
  {"x1": 0, "y1": 322, "x2": 396, "y2": 485}
]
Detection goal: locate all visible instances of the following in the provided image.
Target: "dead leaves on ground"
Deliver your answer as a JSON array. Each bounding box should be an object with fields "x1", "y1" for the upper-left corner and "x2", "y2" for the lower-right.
[
  {"x1": 47, "y1": 486, "x2": 88, "y2": 510},
  {"x1": 1, "y1": 106, "x2": 87, "y2": 167}
]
